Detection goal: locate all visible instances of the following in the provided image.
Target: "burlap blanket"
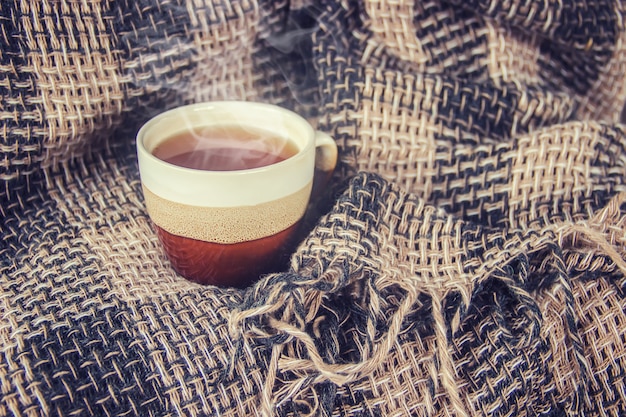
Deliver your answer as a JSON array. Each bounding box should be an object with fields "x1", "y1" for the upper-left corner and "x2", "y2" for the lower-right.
[{"x1": 2, "y1": 0, "x2": 626, "y2": 416}]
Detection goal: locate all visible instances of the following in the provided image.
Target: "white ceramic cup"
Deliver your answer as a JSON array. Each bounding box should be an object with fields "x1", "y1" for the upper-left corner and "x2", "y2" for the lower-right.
[{"x1": 136, "y1": 101, "x2": 338, "y2": 287}]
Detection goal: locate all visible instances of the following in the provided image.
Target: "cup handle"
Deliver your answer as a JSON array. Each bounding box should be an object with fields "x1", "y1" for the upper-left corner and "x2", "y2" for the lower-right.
[{"x1": 312, "y1": 131, "x2": 338, "y2": 198}]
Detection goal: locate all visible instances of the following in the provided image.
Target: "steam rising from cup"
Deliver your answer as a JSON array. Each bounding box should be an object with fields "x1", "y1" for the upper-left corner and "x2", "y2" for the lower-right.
[
  {"x1": 136, "y1": 101, "x2": 337, "y2": 287},
  {"x1": 152, "y1": 124, "x2": 297, "y2": 172}
]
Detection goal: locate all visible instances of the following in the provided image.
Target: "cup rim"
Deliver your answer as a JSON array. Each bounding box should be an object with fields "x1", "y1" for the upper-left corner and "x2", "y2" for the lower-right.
[{"x1": 136, "y1": 101, "x2": 315, "y2": 177}]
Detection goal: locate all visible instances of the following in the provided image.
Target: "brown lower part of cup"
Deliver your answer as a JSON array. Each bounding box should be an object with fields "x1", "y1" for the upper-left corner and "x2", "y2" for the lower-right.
[{"x1": 154, "y1": 222, "x2": 301, "y2": 287}]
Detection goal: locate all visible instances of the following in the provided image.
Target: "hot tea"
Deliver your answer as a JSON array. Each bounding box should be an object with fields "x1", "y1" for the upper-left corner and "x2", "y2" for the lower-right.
[
  {"x1": 152, "y1": 125, "x2": 299, "y2": 171},
  {"x1": 137, "y1": 101, "x2": 338, "y2": 287}
]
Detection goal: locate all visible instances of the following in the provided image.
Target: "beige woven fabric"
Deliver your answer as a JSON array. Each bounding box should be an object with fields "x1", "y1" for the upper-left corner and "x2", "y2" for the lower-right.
[{"x1": 1, "y1": 0, "x2": 626, "y2": 416}]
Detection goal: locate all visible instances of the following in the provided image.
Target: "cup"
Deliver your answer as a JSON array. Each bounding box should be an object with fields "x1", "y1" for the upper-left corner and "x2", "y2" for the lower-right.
[{"x1": 136, "y1": 101, "x2": 338, "y2": 287}]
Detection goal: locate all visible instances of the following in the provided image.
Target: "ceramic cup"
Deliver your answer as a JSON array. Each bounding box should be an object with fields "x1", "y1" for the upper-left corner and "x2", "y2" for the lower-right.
[{"x1": 136, "y1": 101, "x2": 337, "y2": 287}]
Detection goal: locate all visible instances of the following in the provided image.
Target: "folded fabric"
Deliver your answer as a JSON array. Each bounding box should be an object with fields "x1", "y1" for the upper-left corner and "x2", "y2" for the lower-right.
[{"x1": 1, "y1": 1, "x2": 626, "y2": 416}]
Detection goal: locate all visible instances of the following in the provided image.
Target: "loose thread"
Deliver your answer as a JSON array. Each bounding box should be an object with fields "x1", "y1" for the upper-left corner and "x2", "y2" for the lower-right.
[
  {"x1": 551, "y1": 192, "x2": 626, "y2": 411},
  {"x1": 555, "y1": 192, "x2": 626, "y2": 277},
  {"x1": 255, "y1": 279, "x2": 425, "y2": 411},
  {"x1": 430, "y1": 291, "x2": 470, "y2": 417},
  {"x1": 261, "y1": 344, "x2": 284, "y2": 417},
  {"x1": 549, "y1": 244, "x2": 593, "y2": 412},
  {"x1": 560, "y1": 223, "x2": 626, "y2": 275}
]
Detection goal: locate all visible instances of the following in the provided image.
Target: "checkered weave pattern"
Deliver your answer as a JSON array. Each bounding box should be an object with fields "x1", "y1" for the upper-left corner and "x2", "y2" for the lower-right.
[{"x1": 2, "y1": 0, "x2": 626, "y2": 416}]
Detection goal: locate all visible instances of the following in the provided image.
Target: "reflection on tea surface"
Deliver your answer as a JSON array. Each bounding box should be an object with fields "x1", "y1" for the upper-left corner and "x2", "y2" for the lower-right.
[{"x1": 153, "y1": 125, "x2": 298, "y2": 171}]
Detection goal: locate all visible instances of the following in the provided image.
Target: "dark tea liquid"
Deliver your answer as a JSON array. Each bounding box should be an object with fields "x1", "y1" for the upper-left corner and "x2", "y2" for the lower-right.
[{"x1": 152, "y1": 125, "x2": 298, "y2": 171}]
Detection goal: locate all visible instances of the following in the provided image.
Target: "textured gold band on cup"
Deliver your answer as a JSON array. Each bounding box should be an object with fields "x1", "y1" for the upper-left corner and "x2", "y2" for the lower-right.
[{"x1": 142, "y1": 182, "x2": 312, "y2": 244}]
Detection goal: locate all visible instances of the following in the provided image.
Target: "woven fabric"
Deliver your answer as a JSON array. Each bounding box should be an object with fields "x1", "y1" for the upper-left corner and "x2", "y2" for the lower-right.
[{"x1": 1, "y1": 0, "x2": 626, "y2": 416}]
